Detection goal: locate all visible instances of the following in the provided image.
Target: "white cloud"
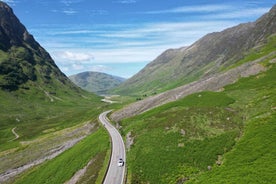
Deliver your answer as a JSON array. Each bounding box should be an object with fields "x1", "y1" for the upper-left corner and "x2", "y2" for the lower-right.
[
  {"x1": 63, "y1": 9, "x2": 78, "y2": 15},
  {"x1": 142, "y1": 4, "x2": 270, "y2": 21},
  {"x1": 72, "y1": 63, "x2": 85, "y2": 70},
  {"x1": 32, "y1": 2, "x2": 272, "y2": 77},
  {"x1": 2, "y1": 0, "x2": 17, "y2": 6},
  {"x1": 96, "y1": 21, "x2": 236, "y2": 47},
  {"x1": 144, "y1": 4, "x2": 232, "y2": 14},
  {"x1": 115, "y1": 0, "x2": 137, "y2": 4},
  {"x1": 90, "y1": 65, "x2": 111, "y2": 72},
  {"x1": 88, "y1": 9, "x2": 108, "y2": 16},
  {"x1": 204, "y1": 7, "x2": 270, "y2": 20},
  {"x1": 60, "y1": 0, "x2": 84, "y2": 6},
  {"x1": 53, "y1": 51, "x2": 94, "y2": 62},
  {"x1": 43, "y1": 19, "x2": 236, "y2": 67},
  {"x1": 92, "y1": 48, "x2": 160, "y2": 63}
]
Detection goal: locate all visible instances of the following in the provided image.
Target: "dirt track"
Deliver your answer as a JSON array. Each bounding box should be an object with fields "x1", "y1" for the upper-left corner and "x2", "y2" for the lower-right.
[{"x1": 10, "y1": 127, "x2": 19, "y2": 141}]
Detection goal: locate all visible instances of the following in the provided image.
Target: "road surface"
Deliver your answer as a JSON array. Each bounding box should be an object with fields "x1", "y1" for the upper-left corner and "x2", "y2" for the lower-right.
[{"x1": 99, "y1": 111, "x2": 126, "y2": 184}]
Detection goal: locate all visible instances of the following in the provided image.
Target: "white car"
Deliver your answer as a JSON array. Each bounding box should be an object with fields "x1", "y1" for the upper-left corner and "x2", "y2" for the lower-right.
[{"x1": 117, "y1": 158, "x2": 124, "y2": 167}]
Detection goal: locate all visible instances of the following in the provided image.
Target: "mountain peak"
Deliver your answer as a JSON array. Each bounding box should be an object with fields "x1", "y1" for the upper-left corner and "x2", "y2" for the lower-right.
[
  {"x1": 0, "y1": 2, "x2": 77, "y2": 92},
  {"x1": 0, "y1": 2, "x2": 34, "y2": 50},
  {"x1": 0, "y1": 2, "x2": 11, "y2": 12}
]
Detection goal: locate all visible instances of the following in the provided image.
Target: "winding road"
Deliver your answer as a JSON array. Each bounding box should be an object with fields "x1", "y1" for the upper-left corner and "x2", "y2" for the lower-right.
[{"x1": 99, "y1": 111, "x2": 126, "y2": 184}]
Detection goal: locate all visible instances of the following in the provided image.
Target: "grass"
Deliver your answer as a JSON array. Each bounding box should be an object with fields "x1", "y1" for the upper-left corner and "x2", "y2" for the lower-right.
[
  {"x1": 14, "y1": 127, "x2": 110, "y2": 184},
  {"x1": 185, "y1": 62, "x2": 276, "y2": 183},
  {"x1": 189, "y1": 114, "x2": 276, "y2": 184},
  {"x1": 120, "y1": 62, "x2": 276, "y2": 183},
  {"x1": 95, "y1": 148, "x2": 111, "y2": 184},
  {"x1": 0, "y1": 82, "x2": 102, "y2": 151},
  {"x1": 120, "y1": 91, "x2": 242, "y2": 183},
  {"x1": 0, "y1": 73, "x2": 114, "y2": 183}
]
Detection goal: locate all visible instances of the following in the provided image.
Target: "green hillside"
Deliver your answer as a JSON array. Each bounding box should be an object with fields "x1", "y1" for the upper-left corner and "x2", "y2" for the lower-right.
[
  {"x1": 112, "y1": 5, "x2": 276, "y2": 96},
  {"x1": 0, "y1": 2, "x2": 110, "y2": 183},
  {"x1": 118, "y1": 62, "x2": 276, "y2": 183},
  {"x1": 0, "y1": 1, "x2": 103, "y2": 152}
]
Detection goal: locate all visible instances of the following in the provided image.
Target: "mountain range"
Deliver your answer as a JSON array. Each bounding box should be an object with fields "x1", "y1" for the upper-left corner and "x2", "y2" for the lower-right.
[
  {"x1": 111, "y1": 5, "x2": 276, "y2": 121},
  {"x1": 112, "y1": 5, "x2": 276, "y2": 95},
  {"x1": 69, "y1": 71, "x2": 125, "y2": 95},
  {"x1": 0, "y1": 1, "x2": 275, "y2": 184}
]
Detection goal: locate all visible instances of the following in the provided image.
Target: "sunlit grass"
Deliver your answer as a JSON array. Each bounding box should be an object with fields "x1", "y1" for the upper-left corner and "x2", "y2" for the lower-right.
[
  {"x1": 15, "y1": 128, "x2": 109, "y2": 184},
  {"x1": 120, "y1": 63, "x2": 275, "y2": 183}
]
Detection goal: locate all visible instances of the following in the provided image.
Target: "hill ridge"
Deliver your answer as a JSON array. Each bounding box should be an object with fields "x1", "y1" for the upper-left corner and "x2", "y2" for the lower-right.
[
  {"x1": 110, "y1": 54, "x2": 272, "y2": 121},
  {"x1": 69, "y1": 71, "x2": 125, "y2": 95},
  {"x1": 112, "y1": 4, "x2": 276, "y2": 95}
]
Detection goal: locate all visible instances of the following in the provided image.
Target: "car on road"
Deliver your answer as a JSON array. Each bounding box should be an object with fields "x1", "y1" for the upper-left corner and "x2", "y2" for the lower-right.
[{"x1": 117, "y1": 158, "x2": 124, "y2": 167}]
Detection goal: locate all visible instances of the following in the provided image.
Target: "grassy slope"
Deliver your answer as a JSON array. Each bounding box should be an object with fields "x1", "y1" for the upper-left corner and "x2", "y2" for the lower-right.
[
  {"x1": 0, "y1": 78, "x2": 113, "y2": 183},
  {"x1": 113, "y1": 34, "x2": 276, "y2": 97},
  {"x1": 0, "y1": 84, "x2": 101, "y2": 151},
  {"x1": 188, "y1": 63, "x2": 276, "y2": 183},
  {"x1": 15, "y1": 128, "x2": 109, "y2": 184},
  {"x1": 119, "y1": 62, "x2": 275, "y2": 183}
]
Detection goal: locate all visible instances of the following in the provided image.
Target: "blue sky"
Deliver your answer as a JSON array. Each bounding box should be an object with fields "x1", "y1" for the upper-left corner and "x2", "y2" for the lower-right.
[{"x1": 2, "y1": 0, "x2": 275, "y2": 78}]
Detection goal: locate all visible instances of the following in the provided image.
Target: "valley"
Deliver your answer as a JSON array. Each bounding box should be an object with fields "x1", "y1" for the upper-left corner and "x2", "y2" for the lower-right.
[
  {"x1": 0, "y1": 1, "x2": 275, "y2": 184},
  {"x1": 99, "y1": 111, "x2": 126, "y2": 184}
]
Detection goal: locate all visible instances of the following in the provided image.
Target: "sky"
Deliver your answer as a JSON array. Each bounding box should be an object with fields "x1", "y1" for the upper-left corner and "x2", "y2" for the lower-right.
[{"x1": 2, "y1": 0, "x2": 275, "y2": 78}]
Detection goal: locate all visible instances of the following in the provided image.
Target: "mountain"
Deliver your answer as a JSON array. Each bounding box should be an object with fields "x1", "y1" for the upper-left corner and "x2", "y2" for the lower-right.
[
  {"x1": 69, "y1": 71, "x2": 126, "y2": 95},
  {"x1": 112, "y1": 5, "x2": 276, "y2": 95},
  {"x1": 0, "y1": 1, "x2": 101, "y2": 153},
  {"x1": 0, "y1": 3, "x2": 105, "y2": 183},
  {"x1": 0, "y1": 2, "x2": 81, "y2": 93},
  {"x1": 111, "y1": 5, "x2": 276, "y2": 121},
  {"x1": 111, "y1": 6, "x2": 276, "y2": 183}
]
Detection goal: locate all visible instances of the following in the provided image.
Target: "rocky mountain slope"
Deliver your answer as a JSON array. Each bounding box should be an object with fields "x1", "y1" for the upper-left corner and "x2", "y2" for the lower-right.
[
  {"x1": 111, "y1": 58, "x2": 270, "y2": 121},
  {"x1": 0, "y1": 2, "x2": 80, "y2": 94},
  {"x1": 112, "y1": 5, "x2": 276, "y2": 95},
  {"x1": 111, "y1": 5, "x2": 276, "y2": 121},
  {"x1": 69, "y1": 71, "x2": 125, "y2": 95}
]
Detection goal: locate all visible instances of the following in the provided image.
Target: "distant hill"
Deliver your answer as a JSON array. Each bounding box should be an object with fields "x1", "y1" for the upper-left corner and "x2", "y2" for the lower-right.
[
  {"x1": 112, "y1": 5, "x2": 276, "y2": 95},
  {"x1": 69, "y1": 72, "x2": 125, "y2": 95}
]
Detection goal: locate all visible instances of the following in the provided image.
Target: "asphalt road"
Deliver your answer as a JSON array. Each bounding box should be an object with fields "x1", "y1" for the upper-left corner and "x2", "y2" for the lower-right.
[{"x1": 99, "y1": 111, "x2": 126, "y2": 184}]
